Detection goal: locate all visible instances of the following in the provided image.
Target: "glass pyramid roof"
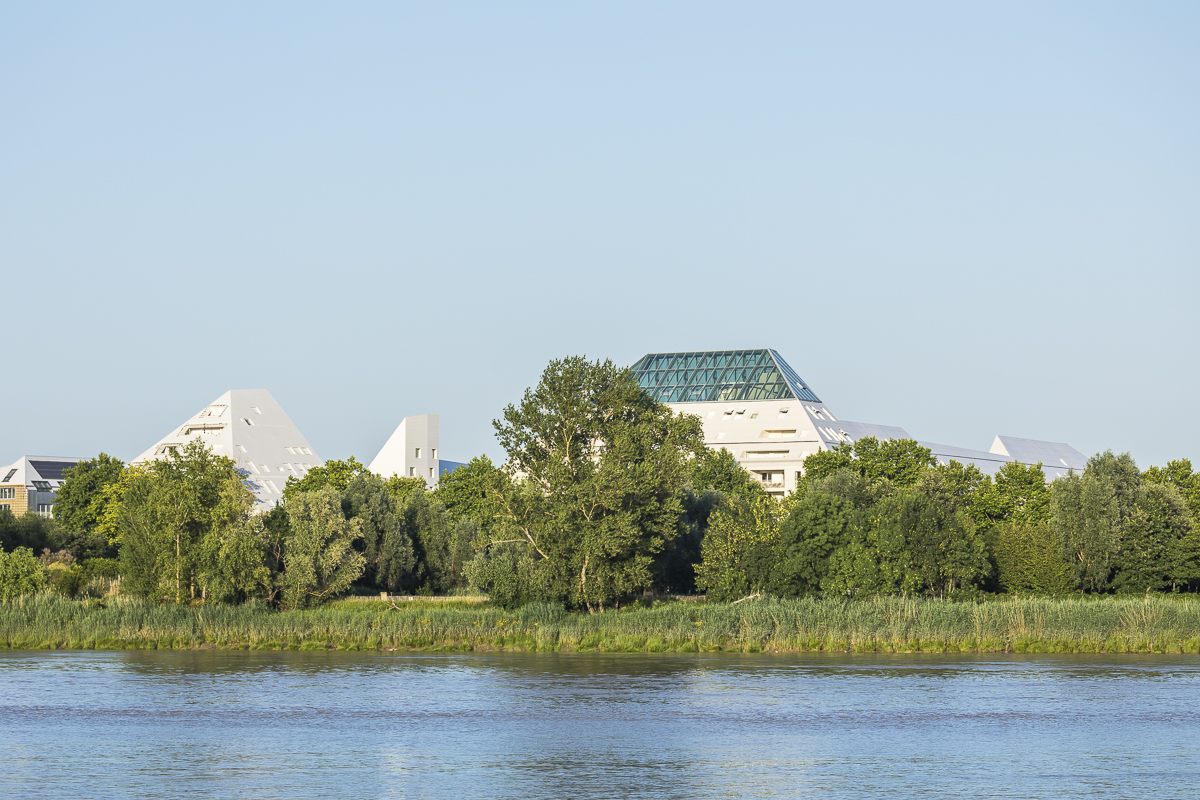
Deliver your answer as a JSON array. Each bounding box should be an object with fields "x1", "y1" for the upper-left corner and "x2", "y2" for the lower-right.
[{"x1": 629, "y1": 349, "x2": 821, "y2": 404}]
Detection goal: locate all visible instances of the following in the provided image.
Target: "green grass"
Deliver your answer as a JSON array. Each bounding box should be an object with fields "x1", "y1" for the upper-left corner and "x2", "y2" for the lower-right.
[{"x1": 2, "y1": 594, "x2": 1199, "y2": 654}]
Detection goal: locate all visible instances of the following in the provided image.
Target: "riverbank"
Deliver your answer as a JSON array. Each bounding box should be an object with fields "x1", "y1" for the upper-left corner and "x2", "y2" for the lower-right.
[{"x1": 3, "y1": 594, "x2": 1199, "y2": 654}]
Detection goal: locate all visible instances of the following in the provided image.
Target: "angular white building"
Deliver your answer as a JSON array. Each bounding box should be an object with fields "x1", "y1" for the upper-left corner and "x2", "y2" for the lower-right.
[
  {"x1": 368, "y1": 413, "x2": 465, "y2": 488},
  {"x1": 133, "y1": 389, "x2": 322, "y2": 510},
  {"x1": 630, "y1": 349, "x2": 1088, "y2": 495}
]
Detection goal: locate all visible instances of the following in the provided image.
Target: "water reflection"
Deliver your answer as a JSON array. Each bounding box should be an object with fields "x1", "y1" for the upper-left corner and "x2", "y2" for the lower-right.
[{"x1": 1, "y1": 652, "x2": 1197, "y2": 799}]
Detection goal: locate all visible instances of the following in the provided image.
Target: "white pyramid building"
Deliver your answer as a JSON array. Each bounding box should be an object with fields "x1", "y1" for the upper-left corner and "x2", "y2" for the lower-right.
[{"x1": 133, "y1": 389, "x2": 322, "y2": 510}]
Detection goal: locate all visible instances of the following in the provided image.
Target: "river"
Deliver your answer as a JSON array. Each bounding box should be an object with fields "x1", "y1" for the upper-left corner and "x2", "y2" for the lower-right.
[{"x1": 0, "y1": 651, "x2": 1196, "y2": 798}]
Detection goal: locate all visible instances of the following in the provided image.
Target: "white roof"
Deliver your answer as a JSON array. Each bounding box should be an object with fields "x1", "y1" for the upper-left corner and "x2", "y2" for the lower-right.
[{"x1": 133, "y1": 389, "x2": 321, "y2": 511}]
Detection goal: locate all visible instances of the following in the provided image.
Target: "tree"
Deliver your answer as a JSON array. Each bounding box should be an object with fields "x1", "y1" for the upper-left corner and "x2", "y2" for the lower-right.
[
  {"x1": 54, "y1": 453, "x2": 125, "y2": 547},
  {"x1": 490, "y1": 356, "x2": 705, "y2": 609},
  {"x1": 695, "y1": 494, "x2": 782, "y2": 601},
  {"x1": 1112, "y1": 482, "x2": 1197, "y2": 593},
  {"x1": 280, "y1": 487, "x2": 365, "y2": 609},
  {"x1": 970, "y1": 461, "x2": 1050, "y2": 531},
  {"x1": 801, "y1": 438, "x2": 935, "y2": 488},
  {"x1": 1051, "y1": 469, "x2": 1121, "y2": 593},
  {"x1": 773, "y1": 491, "x2": 854, "y2": 596},
  {"x1": 433, "y1": 456, "x2": 502, "y2": 532},
  {"x1": 690, "y1": 447, "x2": 767, "y2": 500},
  {"x1": 0, "y1": 547, "x2": 48, "y2": 600},
  {"x1": 401, "y1": 491, "x2": 457, "y2": 593},
  {"x1": 114, "y1": 440, "x2": 262, "y2": 603},
  {"x1": 989, "y1": 522, "x2": 1074, "y2": 594},
  {"x1": 1143, "y1": 459, "x2": 1200, "y2": 523},
  {"x1": 342, "y1": 473, "x2": 416, "y2": 591},
  {"x1": 283, "y1": 456, "x2": 371, "y2": 501}
]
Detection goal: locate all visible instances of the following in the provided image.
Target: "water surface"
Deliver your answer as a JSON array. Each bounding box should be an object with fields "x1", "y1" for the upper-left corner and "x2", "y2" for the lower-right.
[{"x1": 1, "y1": 651, "x2": 1196, "y2": 798}]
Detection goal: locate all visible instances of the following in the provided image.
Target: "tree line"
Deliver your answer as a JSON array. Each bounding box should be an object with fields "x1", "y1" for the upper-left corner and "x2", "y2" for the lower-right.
[{"x1": 2, "y1": 356, "x2": 1198, "y2": 608}]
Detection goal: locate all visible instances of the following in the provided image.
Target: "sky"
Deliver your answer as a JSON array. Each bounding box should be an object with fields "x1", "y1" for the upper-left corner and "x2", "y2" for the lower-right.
[{"x1": 2, "y1": 2, "x2": 1197, "y2": 471}]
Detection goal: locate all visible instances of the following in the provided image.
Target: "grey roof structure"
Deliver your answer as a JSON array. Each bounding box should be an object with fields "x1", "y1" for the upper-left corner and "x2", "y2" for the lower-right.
[{"x1": 630, "y1": 349, "x2": 821, "y2": 404}]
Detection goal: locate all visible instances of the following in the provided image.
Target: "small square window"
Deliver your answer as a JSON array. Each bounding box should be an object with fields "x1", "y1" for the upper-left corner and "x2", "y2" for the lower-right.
[
  {"x1": 243, "y1": 418, "x2": 254, "y2": 426},
  {"x1": 432, "y1": 448, "x2": 437, "y2": 459},
  {"x1": 415, "y1": 448, "x2": 421, "y2": 458},
  {"x1": 236, "y1": 444, "x2": 247, "y2": 453},
  {"x1": 251, "y1": 407, "x2": 262, "y2": 414}
]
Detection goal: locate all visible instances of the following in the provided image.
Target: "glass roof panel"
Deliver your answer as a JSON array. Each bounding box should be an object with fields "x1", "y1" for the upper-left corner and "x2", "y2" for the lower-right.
[{"x1": 629, "y1": 349, "x2": 821, "y2": 404}]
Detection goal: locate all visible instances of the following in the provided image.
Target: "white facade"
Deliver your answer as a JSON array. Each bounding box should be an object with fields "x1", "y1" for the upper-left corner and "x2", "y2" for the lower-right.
[
  {"x1": 133, "y1": 389, "x2": 321, "y2": 510},
  {"x1": 632, "y1": 348, "x2": 1090, "y2": 494},
  {"x1": 368, "y1": 414, "x2": 464, "y2": 487}
]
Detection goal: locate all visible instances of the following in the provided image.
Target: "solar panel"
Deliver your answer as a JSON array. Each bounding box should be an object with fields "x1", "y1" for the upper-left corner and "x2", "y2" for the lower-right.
[{"x1": 28, "y1": 460, "x2": 79, "y2": 481}]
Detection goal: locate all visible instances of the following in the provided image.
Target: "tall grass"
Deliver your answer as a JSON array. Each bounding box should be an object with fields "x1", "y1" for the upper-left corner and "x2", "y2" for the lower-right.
[{"x1": 2, "y1": 594, "x2": 1199, "y2": 654}]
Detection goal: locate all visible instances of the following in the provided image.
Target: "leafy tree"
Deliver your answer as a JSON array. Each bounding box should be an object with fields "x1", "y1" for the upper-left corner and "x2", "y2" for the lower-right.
[
  {"x1": 988, "y1": 522, "x2": 1074, "y2": 594},
  {"x1": 114, "y1": 440, "x2": 263, "y2": 603},
  {"x1": 1143, "y1": 459, "x2": 1200, "y2": 522},
  {"x1": 1113, "y1": 482, "x2": 1197, "y2": 593},
  {"x1": 489, "y1": 356, "x2": 705, "y2": 609},
  {"x1": 695, "y1": 494, "x2": 782, "y2": 601},
  {"x1": 0, "y1": 547, "x2": 48, "y2": 600},
  {"x1": 972, "y1": 461, "x2": 1051, "y2": 531},
  {"x1": 914, "y1": 460, "x2": 986, "y2": 518},
  {"x1": 283, "y1": 456, "x2": 371, "y2": 501},
  {"x1": 195, "y1": 473, "x2": 270, "y2": 603},
  {"x1": 802, "y1": 438, "x2": 935, "y2": 488},
  {"x1": 1051, "y1": 469, "x2": 1121, "y2": 593},
  {"x1": 384, "y1": 475, "x2": 429, "y2": 506},
  {"x1": 772, "y1": 491, "x2": 854, "y2": 596},
  {"x1": 342, "y1": 473, "x2": 416, "y2": 591},
  {"x1": 433, "y1": 455, "x2": 502, "y2": 531},
  {"x1": 0, "y1": 510, "x2": 63, "y2": 554},
  {"x1": 54, "y1": 453, "x2": 125, "y2": 549},
  {"x1": 466, "y1": 542, "x2": 540, "y2": 608},
  {"x1": 653, "y1": 487, "x2": 723, "y2": 594},
  {"x1": 690, "y1": 447, "x2": 767, "y2": 500},
  {"x1": 280, "y1": 487, "x2": 365, "y2": 609}
]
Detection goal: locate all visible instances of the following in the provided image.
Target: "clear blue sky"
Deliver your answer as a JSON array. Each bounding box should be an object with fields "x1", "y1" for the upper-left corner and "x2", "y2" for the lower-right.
[{"x1": 3, "y1": 2, "x2": 1197, "y2": 470}]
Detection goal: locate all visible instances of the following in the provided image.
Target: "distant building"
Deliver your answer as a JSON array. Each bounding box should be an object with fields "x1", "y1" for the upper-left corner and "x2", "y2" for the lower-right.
[
  {"x1": 0, "y1": 456, "x2": 83, "y2": 517},
  {"x1": 368, "y1": 414, "x2": 464, "y2": 488},
  {"x1": 629, "y1": 348, "x2": 1088, "y2": 496},
  {"x1": 133, "y1": 389, "x2": 322, "y2": 511}
]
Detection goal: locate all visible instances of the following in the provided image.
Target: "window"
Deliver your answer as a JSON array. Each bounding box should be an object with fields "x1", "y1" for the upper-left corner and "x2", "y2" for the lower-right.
[
  {"x1": 415, "y1": 448, "x2": 421, "y2": 458},
  {"x1": 32, "y1": 481, "x2": 51, "y2": 492},
  {"x1": 409, "y1": 467, "x2": 415, "y2": 477},
  {"x1": 429, "y1": 467, "x2": 435, "y2": 479},
  {"x1": 242, "y1": 418, "x2": 254, "y2": 426},
  {"x1": 302, "y1": 447, "x2": 312, "y2": 455},
  {"x1": 259, "y1": 464, "x2": 269, "y2": 473},
  {"x1": 432, "y1": 449, "x2": 437, "y2": 459},
  {"x1": 245, "y1": 463, "x2": 260, "y2": 474},
  {"x1": 749, "y1": 413, "x2": 758, "y2": 419},
  {"x1": 236, "y1": 444, "x2": 247, "y2": 453},
  {"x1": 37, "y1": 503, "x2": 53, "y2": 515},
  {"x1": 251, "y1": 407, "x2": 262, "y2": 414},
  {"x1": 0, "y1": 504, "x2": 9, "y2": 512},
  {"x1": 0, "y1": 488, "x2": 13, "y2": 499},
  {"x1": 264, "y1": 480, "x2": 279, "y2": 493},
  {"x1": 2, "y1": 469, "x2": 15, "y2": 482}
]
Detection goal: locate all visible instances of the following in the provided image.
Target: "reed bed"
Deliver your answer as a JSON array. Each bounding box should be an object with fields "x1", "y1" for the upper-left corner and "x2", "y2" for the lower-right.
[{"x1": 2, "y1": 594, "x2": 1199, "y2": 654}]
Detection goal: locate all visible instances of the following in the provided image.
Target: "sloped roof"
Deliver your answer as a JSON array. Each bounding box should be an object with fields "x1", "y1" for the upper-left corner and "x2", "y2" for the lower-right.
[
  {"x1": 0, "y1": 456, "x2": 84, "y2": 488},
  {"x1": 630, "y1": 349, "x2": 821, "y2": 404},
  {"x1": 992, "y1": 435, "x2": 1088, "y2": 472},
  {"x1": 134, "y1": 389, "x2": 322, "y2": 511}
]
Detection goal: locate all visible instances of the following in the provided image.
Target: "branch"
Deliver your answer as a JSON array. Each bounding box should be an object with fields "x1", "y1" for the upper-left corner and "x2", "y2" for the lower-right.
[{"x1": 732, "y1": 593, "x2": 761, "y2": 604}]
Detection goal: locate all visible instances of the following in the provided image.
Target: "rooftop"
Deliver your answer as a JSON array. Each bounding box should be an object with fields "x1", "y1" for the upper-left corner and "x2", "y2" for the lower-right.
[{"x1": 630, "y1": 349, "x2": 821, "y2": 404}]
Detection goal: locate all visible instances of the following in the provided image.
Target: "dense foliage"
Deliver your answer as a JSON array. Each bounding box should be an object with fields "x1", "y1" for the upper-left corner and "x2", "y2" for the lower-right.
[{"x1": 3, "y1": 356, "x2": 1199, "y2": 611}]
